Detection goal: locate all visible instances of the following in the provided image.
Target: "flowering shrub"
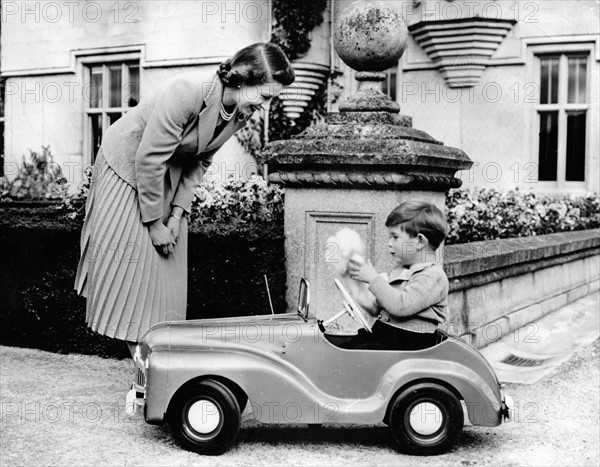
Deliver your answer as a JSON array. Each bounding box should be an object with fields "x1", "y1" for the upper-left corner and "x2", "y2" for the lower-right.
[
  {"x1": 0, "y1": 146, "x2": 67, "y2": 200},
  {"x1": 0, "y1": 176, "x2": 9, "y2": 201},
  {"x1": 190, "y1": 174, "x2": 284, "y2": 229},
  {"x1": 60, "y1": 165, "x2": 93, "y2": 221},
  {"x1": 57, "y1": 168, "x2": 598, "y2": 245},
  {"x1": 58, "y1": 168, "x2": 284, "y2": 234},
  {"x1": 446, "y1": 188, "x2": 600, "y2": 245}
]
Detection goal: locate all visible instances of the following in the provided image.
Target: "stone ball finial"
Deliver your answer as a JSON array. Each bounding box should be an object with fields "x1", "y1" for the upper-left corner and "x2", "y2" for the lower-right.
[{"x1": 334, "y1": 0, "x2": 408, "y2": 72}]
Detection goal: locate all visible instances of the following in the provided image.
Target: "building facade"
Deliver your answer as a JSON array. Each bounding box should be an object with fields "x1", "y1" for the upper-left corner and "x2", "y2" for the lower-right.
[
  {"x1": 1, "y1": 0, "x2": 273, "y2": 185},
  {"x1": 1, "y1": 0, "x2": 598, "y2": 193},
  {"x1": 353, "y1": 0, "x2": 599, "y2": 192}
]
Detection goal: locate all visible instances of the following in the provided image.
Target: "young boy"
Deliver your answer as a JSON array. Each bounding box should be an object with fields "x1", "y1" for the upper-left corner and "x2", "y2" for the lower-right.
[{"x1": 347, "y1": 200, "x2": 449, "y2": 351}]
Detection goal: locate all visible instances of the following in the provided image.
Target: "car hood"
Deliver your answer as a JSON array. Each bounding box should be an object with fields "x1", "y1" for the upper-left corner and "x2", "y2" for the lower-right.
[{"x1": 141, "y1": 313, "x2": 305, "y2": 349}]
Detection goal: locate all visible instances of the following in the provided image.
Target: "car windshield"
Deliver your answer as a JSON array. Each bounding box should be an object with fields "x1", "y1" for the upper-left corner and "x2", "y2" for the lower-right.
[{"x1": 297, "y1": 278, "x2": 310, "y2": 320}]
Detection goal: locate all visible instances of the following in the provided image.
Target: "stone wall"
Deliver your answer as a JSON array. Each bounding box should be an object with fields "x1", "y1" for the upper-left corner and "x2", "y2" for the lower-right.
[{"x1": 444, "y1": 230, "x2": 600, "y2": 348}]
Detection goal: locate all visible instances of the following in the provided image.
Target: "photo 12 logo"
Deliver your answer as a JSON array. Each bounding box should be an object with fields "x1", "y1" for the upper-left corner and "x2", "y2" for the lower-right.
[
  {"x1": 200, "y1": 1, "x2": 266, "y2": 23},
  {"x1": 400, "y1": 81, "x2": 540, "y2": 105},
  {"x1": 1, "y1": 2, "x2": 140, "y2": 24},
  {"x1": 396, "y1": 1, "x2": 540, "y2": 23}
]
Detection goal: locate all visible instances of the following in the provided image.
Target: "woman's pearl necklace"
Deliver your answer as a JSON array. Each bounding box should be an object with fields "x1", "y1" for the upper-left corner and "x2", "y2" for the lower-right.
[{"x1": 220, "y1": 102, "x2": 236, "y2": 121}]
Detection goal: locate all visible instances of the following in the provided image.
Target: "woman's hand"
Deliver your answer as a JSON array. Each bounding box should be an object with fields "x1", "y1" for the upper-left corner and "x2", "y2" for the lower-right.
[
  {"x1": 348, "y1": 257, "x2": 379, "y2": 284},
  {"x1": 148, "y1": 220, "x2": 174, "y2": 256},
  {"x1": 166, "y1": 216, "x2": 181, "y2": 245},
  {"x1": 167, "y1": 207, "x2": 184, "y2": 245}
]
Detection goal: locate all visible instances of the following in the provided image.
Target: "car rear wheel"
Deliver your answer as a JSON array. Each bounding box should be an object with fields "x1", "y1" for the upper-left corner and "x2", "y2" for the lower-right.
[
  {"x1": 168, "y1": 379, "x2": 241, "y2": 455},
  {"x1": 389, "y1": 383, "x2": 463, "y2": 455}
]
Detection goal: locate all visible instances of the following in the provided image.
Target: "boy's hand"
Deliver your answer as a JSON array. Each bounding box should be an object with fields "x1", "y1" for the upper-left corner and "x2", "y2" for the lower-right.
[{"x1": 348, "y1": 257, "x2": 379, "y2": 284}]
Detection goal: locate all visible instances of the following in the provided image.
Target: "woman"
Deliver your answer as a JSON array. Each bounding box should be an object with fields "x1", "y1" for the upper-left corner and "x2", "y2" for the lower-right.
[{"x1": 74, "y1": 42, "x2": 294, "y2": 356}]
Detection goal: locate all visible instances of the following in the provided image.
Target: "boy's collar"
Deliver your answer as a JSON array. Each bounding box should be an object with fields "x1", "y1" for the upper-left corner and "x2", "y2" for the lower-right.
[{"x1": 388, "y1": 262, "x2": 438, "y2": 282}]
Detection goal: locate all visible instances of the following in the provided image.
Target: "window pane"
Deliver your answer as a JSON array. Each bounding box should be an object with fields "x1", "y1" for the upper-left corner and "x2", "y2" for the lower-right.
[
  {"x1": 389, "y1": 68, "x2": 397, "y2": 102},
  {"x1": 540, "y1": 57, "x2": 559, "y2": 104},
  {"x1": 382, "y1": 72, "x2": 390, "y2": 96},
  {"x1": 109, "y1": 65, "x2": 122, "y2": 108},
  {"x1": 538, "y1": 111, "x2": 558, "y2": 181},
  {"x1": 568, "y1": 56, "x2": 587, "y2": 104},
  {"x1": 127, "y1": 65, "x2": 140, "y2": 107},
  {"x1": 90, "y1": 114, "x2": 103, "y2": 163},
  {"x1": 108, "y1": 112, "x2": 122, "y2": 126},
  {"x1": 381, "y1": 68, "x2": 397, "y2": 102},
  {"x1": 90, "y1": 67, "x2": 103, "y2": 108},
  {"x1": 566, "y1": 110, "x2": 586, "y2": 181}
]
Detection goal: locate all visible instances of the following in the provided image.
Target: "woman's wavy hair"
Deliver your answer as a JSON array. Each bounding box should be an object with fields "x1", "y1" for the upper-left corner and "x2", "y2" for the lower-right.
[{"x1": 217, "y1": 42, "x2": 295, "y2": 88}]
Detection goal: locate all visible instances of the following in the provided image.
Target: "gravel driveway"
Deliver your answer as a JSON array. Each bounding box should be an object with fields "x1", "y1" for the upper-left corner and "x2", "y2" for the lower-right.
[{"x1": 1, "y1": 339, "x2": 598, "y2": 466}]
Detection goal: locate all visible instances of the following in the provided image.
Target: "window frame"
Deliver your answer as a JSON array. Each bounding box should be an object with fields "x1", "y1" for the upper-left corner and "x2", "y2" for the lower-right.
[
  {"x1": 528, "y1": 42, "x2": 595, "y2": 192},
  {"x1": 79, "y1": 53, "x2": 141, "y2": 165}
]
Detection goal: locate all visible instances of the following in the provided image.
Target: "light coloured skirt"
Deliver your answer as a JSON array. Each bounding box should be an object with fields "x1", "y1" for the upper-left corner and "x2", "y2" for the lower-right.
[{"x1": 74, "y1": 151, "x2": 188, "y2": 342}]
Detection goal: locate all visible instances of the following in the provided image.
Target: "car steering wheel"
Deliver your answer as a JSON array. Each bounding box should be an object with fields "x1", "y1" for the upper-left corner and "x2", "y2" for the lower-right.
[{"x1": 333, "y1": 278, "x2": 373, "y2": 333}]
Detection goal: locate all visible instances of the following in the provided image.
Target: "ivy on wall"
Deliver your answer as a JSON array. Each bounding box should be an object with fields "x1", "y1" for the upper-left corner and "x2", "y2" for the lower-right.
[
  {"x1": 270, "y1": 0, "x2": 328, "y2": 62},
  {"x1": 235, "y1": 0, "x2": 329, "y2": 164},
  {"x1": 268, "y1": 0, "x2": 329, "y2": 141}
]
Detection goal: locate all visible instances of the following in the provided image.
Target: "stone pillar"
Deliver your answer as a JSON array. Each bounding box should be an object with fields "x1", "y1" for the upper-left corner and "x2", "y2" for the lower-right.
[{"x1": 264, "y1": 1, "x2": 473, "y2": 330}]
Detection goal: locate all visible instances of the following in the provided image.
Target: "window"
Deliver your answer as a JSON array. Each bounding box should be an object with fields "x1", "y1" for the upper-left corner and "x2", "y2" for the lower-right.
[
  {"x1": 536, "y1": 53, "x2": 588, "y2": 184},
  {"x1": 86, "y1": 62, "x2": 140, "y2": 163},
  {"x1": 381, "y1": 66, "x2": 397, "y2": 102}
]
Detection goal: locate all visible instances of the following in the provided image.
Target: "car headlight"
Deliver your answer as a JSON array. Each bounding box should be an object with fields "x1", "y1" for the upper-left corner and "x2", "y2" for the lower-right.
[{"x1": 133, "y1": 344, "x2": 142, "y2": 363}]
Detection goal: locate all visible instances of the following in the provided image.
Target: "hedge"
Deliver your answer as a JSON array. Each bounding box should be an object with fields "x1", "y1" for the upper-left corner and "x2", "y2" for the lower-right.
[
  {"x1": 446, "y1": 188, "x2": 600, "y2": 244},
  {"x1": 0, "y1": 206, "x2": 285, "y2": 359}
]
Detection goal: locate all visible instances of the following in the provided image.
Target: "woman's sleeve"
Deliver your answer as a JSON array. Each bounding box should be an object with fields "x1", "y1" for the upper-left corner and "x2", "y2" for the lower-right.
[
  {"x1": 171, "y1": 146, "x2": 219, "y2": 214},
  {"x1": 135, "y1": 78, "x2": 200, "y2": 223}
]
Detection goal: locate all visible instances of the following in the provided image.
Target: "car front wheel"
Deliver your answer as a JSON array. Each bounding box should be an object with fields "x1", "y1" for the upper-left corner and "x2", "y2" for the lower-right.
[
  {"x1": 389, "y1": 383, "x2": 463, "y2": 455},
  {"x1": 168, "y1": 379, "x2": 241, "y2": 455}
]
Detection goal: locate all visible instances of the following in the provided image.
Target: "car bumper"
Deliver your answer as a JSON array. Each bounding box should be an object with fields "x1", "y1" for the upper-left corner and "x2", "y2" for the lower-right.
[
  {"x1": 125, "y1": 347, "x2": 147, "y2": 416},
  {"x1": 125, "y1": 386, "x2": 146, "y2": 415}
]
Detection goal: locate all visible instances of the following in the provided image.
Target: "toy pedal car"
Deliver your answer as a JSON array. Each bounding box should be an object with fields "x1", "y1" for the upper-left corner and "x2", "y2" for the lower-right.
[{"x1": 126, "y1": 278, "x2": 512, "y2": 456}]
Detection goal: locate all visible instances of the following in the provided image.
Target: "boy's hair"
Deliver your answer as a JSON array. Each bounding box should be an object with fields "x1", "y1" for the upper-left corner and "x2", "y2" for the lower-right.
[{"x1": 385, "y1": 200, "x2": 448, "y2": 249}]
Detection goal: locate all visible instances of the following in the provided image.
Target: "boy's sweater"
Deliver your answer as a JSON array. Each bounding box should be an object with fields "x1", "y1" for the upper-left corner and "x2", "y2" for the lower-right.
[{"x1": 368, "y1": 262, "x2": 448, "y2": 333}]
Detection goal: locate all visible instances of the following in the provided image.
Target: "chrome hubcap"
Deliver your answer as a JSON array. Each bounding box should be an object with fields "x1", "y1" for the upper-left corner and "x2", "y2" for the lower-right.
[
  {"x1": 409, "y1": 402, "x2": 443, "y2": 436},
  {"x1": 187, "y1": 400, "x2": 220, "y2": 434}
]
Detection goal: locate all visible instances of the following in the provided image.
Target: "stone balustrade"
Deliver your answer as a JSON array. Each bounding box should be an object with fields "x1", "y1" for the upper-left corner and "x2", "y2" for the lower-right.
[{"x1": 444, "y1": 229, "x2": 600, "y2": 348}]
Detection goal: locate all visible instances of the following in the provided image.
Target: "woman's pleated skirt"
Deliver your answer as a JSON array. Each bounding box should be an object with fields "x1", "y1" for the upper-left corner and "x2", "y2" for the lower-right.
[{"x1": 74, "y1": 151, "x2": 188, "y2": 342}]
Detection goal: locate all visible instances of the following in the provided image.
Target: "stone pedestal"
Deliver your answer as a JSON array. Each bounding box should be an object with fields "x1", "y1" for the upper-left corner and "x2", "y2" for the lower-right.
[
  {"x1": 263, "y1": 0, "x2": 473, "y2": 331},
  {"x1": 264, "y1": 112, "x2": 471, "y2": 330}
]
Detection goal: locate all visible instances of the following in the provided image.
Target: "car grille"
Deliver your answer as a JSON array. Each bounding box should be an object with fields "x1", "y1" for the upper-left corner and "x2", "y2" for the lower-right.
[{"x1": 135, "y1": 366, "x2": 146, "y2": 388}]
